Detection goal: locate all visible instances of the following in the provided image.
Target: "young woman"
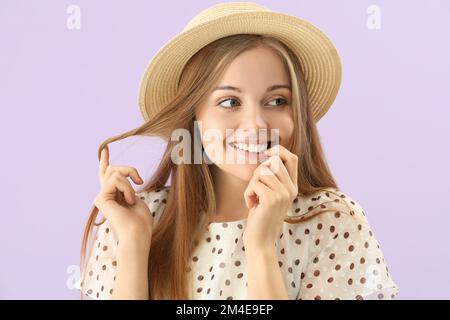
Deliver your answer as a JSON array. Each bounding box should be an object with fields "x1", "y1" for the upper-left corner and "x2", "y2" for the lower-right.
[{"x1": 75, "y1": 2, "x2": 399, "y2": 300}]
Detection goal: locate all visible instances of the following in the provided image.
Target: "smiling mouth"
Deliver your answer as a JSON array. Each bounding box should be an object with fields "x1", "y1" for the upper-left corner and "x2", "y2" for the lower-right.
[{"x1": 227, "y1": 140, "x2": 275, "y2": 154}]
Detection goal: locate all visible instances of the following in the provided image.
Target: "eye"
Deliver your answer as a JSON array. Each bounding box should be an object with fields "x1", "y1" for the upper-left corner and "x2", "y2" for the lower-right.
[
  {"x1": 267, "y1": 97, "x2": 288, "y2": 107},
  {"x1": 218, "y1": 98, "x2": 240, "y2": 109}
]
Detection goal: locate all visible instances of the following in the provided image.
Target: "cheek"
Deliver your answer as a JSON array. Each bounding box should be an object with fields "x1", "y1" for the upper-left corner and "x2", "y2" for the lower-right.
[{"x1": 271, "y1": 112, "x2": 295, "y2": 143}]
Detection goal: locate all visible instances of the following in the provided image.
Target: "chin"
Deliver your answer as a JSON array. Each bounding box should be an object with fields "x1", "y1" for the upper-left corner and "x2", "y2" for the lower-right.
[{"x1": 222, "y1": 164, "x2": 258, "y2": 182}]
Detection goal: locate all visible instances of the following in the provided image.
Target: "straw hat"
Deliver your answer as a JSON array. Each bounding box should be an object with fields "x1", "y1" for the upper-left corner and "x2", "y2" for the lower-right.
[{"x1": 138, "y1": 2, "x2": 341, "y2": 125}]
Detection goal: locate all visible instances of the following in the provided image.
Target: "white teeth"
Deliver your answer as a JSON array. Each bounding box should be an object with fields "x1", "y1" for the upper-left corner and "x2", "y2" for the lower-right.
[{"x1": 232, "y1": 142, "x2": 268, "y2": 153}]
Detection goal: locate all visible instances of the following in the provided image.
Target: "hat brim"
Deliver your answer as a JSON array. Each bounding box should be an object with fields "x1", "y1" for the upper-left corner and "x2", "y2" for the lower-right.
[{"x1": 138, "y1": 11, "x2": 341, "y2": 124}]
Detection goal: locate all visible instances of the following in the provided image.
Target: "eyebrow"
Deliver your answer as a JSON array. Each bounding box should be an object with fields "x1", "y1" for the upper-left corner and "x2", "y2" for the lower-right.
[{"x1": 213, "y1": 84, "x2": 291, "y2": 93}]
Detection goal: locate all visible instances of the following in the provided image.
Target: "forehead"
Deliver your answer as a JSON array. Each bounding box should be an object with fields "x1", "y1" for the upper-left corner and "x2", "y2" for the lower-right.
[{"x1": 216, "y1": 46, "x2": 290, "y2": 91}]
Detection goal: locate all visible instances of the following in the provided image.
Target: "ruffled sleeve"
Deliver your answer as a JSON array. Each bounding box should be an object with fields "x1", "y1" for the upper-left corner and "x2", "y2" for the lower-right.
[
  {"x1": 296, "y1": 190, "x2": 399, "y2": 300},
  {"x1": 74, "y1": 187, "x2": 169, "y2": 299}
]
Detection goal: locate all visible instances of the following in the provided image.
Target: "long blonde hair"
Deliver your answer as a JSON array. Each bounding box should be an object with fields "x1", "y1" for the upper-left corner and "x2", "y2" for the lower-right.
[{"x1": 80, "y1": 34, "x2": 340, "y2": 299}]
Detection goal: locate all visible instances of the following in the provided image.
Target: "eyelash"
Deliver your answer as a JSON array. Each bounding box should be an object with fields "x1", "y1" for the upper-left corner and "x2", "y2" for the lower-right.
[{"x1": 216, "y1": 97, "x2": 289, "y2": 111}]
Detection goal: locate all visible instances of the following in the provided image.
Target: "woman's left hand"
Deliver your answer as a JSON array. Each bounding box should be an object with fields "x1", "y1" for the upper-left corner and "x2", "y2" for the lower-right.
[{"x1": 242, "y1": 144, "x2": 299, "y2": 250}]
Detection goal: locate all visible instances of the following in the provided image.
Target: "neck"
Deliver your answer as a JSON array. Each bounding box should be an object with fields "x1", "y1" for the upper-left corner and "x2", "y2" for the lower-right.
[{"x1": 210, "y1": 165, "x2": 249, "y2": 223}]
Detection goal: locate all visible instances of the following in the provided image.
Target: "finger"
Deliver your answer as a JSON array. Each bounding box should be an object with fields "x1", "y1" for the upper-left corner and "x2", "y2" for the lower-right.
[
  {"x1": 254, "y1": 165, "x2": 286, "y2": 193},
  {"x1": 99, "y1": 145, "x2": 109, "y2": 182},
  {"x1": 244, "y1": 175, "x2": 271, "y2": 209},
  {"x1": 263, "y1": 144, "x2": 298, "y2": 185},
  {"x1": 261, "y1": 156, "x2": 295, "y2": 192},
  {"x1": 114, "y1": 166, "x2": 144, "y2": 185},
  {"x1": 104, "y1": 166, "x2": 144, "y2": 185},
  {"x1": 108, "y1": 174, "x2": 136, "y2": 205}
]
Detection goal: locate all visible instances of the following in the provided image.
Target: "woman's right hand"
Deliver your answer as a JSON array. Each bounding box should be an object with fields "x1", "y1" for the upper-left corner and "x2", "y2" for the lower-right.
[{"x1": 93, "y1": 145, "x2": 153, "y2": 249}]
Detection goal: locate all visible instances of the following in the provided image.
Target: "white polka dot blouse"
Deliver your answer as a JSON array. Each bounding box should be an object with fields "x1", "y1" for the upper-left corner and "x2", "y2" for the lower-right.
[{"x1": 75, "y1": 186, "x2": 399, "y2": 300}]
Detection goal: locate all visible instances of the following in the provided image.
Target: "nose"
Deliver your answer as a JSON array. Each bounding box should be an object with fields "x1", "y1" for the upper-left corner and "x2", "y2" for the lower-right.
[{"x1": 238, "y1": 102, "x2": 269, "y2": 139}]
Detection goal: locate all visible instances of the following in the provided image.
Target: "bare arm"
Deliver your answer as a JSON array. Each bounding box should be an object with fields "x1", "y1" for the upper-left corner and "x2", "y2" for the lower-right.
[
  {"x1": 112, "y1": 234, "x2": 151, "y2": 300},
  {"x1": 246, "y1": 245, "x2": 289, "y2": 300}
]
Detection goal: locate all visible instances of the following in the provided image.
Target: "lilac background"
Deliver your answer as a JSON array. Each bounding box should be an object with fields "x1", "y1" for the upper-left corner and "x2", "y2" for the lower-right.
[{"x1": 1, "y1": 0, "x2": 449, "y2": 299}]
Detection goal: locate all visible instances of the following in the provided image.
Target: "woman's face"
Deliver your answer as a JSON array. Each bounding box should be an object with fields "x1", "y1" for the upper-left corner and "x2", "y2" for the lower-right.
[{"x1": 195, "y1": 46, "x2": 295, "y2": 181}]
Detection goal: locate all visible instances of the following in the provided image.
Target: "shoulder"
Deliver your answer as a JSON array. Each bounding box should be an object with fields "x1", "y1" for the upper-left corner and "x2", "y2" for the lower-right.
[{"x1": 288, "y1": 187, "x2": 368, "y2": 225}]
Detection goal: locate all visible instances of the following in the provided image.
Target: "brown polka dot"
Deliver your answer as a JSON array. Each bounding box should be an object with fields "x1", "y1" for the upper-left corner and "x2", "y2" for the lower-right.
[
  {"x1": 278, "y1": 261, "x2": 283, "y2": 267},
  {"x1": 356, "y1": 295, "x2": 363, "y2": 300},
  {"x1": 294, "y1": 259, "x2": 300, "y2": 265},
  {"x1": 88, "y1": 270, "x2": 93, "y2": 276},
  {"x1": 358, "y1": 224, "x2": 362, "y2": 231},
  {"x1": 237, "y1": 273, "x2": 243, "y2": 279},
  {"x1": 329, "y1": 225, "x2": 335, "y2": 233},
  {"x1": 350, "y1": 263, "x2": 355, "y2": 270},
  {"x1": 288, "y1": 267, "x2": 293, "y2": 273},
  {"x1": 87, "y1": 289, "x2": 93, "y2": 295},
  {"x1": 105, "y1": 228, "x2": 109, "y2": 234},
  {"x1": 360, "y1": 277, "x2": 366, "y2": 284},
  {"x1": 348, "y1": 278, "x2": 353, "y2": 285},
  {"x1": 304, "y1": 228, "x2": 310, "y2": 235},
  {"x1": 369, "y1": 230, "x2": 373, "y2": 237},
  {"x1": 110, "y1": 289, "x2": 113, "y2": 295},
  {"x1": 349, "y1": 245, "x2": 354, "y2": 252},
  {"x1": 222, "y1": 223, "x2": 228, "y2": 228},
  {"x1": 328, "y1": 277, "x2": 334, "y2": 283},
  {"x1": 192, "y1": 256, "x2": 199, "y2": 262},
  {"x1": 206, "y1": 237, "x2": 211, "y2": 242},
  {"x1": 344, "y1": 232, "x2": 349, "y2": 239},
  {"x1": 225, "y1": 279, "x2": 231, "y2": 286},
  {"x1": 295, "y1": 208, "x2": 300, "y2": 213},
  {"x1": 314, "y1": 270, "x2": 320, "y2": 277},
  {"x1": 101, "y1": 285, "x2": 104, "y2": 292},
  {"x1": 280, "y1": 248, "x2": 285, "y2": 254},
  {"x1": 96, "y1": 292, "x2": 99, "y2": 298},
  {"x1": 234, "y1": 260, "x2": 241, "y2": 267},
  {"x1": 306, "y1": 283, "x2": 313, "y2": 289},
  {"x1": 378, "y1": 293, "x2": 384, "y2": 299},
  {"x1": 226, "y1": 296, "x2": 233, "y2": 300},
  {"x1": 211, "y1": 274, "x2": 215, "y2": 280},
  {"x1": 197, "y1": 287, "x2": 203, "y2": 293},
  {"x1": 212, "y1": 247, "x2": 216, "y2": 253},
  {"x1": 218, "y1": 248, "x2": 223, "y2": 254},
  {"x1": 198, "y1": 275, "x2": 204, "y2": 281},
  {"x1": 364, "y1": 242, "x2": 369, "y2": 248},
  {"x1": 207, "y1": 288, "x2": 211, "y2": 294},
  {"x1": 295, "y1": 239, "x2": 301, "y2": 245},
  {"x1": 112, "y1": 261, "x2": 117, "y2": 267},
  {"x1": 209, "y1": 266, "x2": 213, "y2": 272},
  {"x1": 279, "y1": 233, "x2": 284, "y2": 239},
  {"x1": 314, "y1": 295, "x2": 321, "y2": 300},
  {"x1": 329, "y1": 253, "x2": 335, "y2": 260},
  {"x1": 335, "y1": 264, "x2": 341, "y2": 271},
  {"x1": 315, "y1": 239, "x2": 320, "y2": 246},
  {"x1": 291, "y1": 281, "x2": 296, "y2": 288},
  {"x1": 317, "y1": 223, "x2": 323, "y2": 230},
  {"x1": 102, "y1": 265, "x2": 106, "y2": 271},
  {"x1": 376, "y1": 258, "x2": 381, "y2": 264},
  {"x1": 96, "y1": 275, "x2": 99, "y2": 280},
  {"x1": 103, "y1": 245, "x2": 108, "y2": 251},
  {"x1": 237, "y1": 224, "x2": 243, "y2": 229},
  {"x1": 360, "y1": 257, "x2": 366, "y2": 264},
  {"x1": 219, "y1": 262, "x2": 226, "y2": 268},
  {"x1": 95, "y1": 255, "x2": 99, "y2": 261},
  {"x1": 335, "y1": 211, "x2": 341, "y2": 218},
  {"x1": 216, "y1": 235, "x2": 221, "y2": 240}
]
